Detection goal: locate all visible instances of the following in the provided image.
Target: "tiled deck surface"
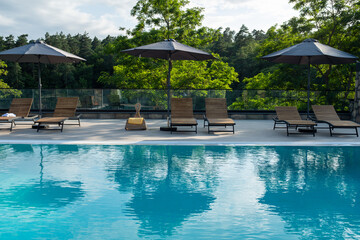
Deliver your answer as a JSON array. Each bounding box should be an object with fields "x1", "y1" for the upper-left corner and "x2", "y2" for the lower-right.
[{"x1": 0, "y1": 119, "x2": 359, "y2": 145}]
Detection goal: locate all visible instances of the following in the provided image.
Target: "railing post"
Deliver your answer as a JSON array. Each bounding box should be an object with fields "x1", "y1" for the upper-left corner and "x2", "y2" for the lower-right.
[
  {"x1": 102, "y1": 89, "x2": 104, "y2": 109},
  {"x1": 352, "y1": 62, "x2": 360, "y2": 123}
]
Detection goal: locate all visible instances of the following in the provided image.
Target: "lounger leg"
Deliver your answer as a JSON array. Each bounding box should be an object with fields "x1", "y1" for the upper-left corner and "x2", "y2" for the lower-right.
[
  {"x1": 78, "y1": 118, "x2": 81, "y2": 127},
  {"x1": 356, "y1": 127, "x2": 358, "y2": 137},
  {"x1": 312, "y1": 126, "x2": 315, "y2": 137},
  {"x1": 10, "y1": 121, "x2": 14, "y2": 132},
  {"x1": 208, "y1": 124, "x2": 210, "y2": 134},
  {"x1": 286, "y1": 125, "x2": 289, "y2": 136},
  {"x1": 329, "y1": 126, "x2": 333, "y2": 136},
  {"x1": 60, "y1": 122, "x2": 64, "y2": 132},
  {"x1": 232, "y1": 125, "x2": 234, "y2": 134},
  {"x1": 37, "y1": 123, "x2": 41, "y2": 132},
  {"x1": 195, "y1": 125, "x2": 197, "y2": 134},
  {"x1": 273, "y1": 121, "x2": 276, "y2": 130}
]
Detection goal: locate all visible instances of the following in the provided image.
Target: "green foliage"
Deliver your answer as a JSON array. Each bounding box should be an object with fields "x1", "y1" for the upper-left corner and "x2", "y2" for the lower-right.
[
  {"x1": 130, "y1": 0, "x2": 215, "y2": 46},
  {"x1": 100, "y1": 0, "x2": 237, "y2": 91},
  {"x1": 206, "y1": 25, "x2": 268, "y2": 89},
  {"x1": 0, "y1": 61, "x2": 21, "y2": 98},
  {"x1": 243, "y1": 65, "x2": 311, "y2": 90},
  {"x1": 0, "y1": 61, "x2": 7, "y2": 77}
]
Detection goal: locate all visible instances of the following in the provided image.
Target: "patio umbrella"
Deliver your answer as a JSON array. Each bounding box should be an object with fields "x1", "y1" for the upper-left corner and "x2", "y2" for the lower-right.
[
  {"x1": 121, "y1": 39, "x2": 216, "y2": 128},
  {"x1": 262, "y1": 38, "x2": 358, "y2": 118},
  {"x1": 0, "y1": 40, "x2": 86, "y2": 116}
]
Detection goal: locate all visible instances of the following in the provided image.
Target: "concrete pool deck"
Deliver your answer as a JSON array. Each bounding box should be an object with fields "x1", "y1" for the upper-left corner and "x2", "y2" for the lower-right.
[{"x1": 0, "y1": 119, "x2": 359, "y2": 145}]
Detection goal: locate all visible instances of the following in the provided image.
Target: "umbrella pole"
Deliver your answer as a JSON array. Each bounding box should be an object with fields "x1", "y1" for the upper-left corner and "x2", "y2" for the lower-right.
[
  {"x1": 167, "y1": 58, "x2": 172, "y2": 127},
  {"x1": 38, "y1": 61, "x2": 42, "y2": 117},
  {"x1": 307, "y1": 58, "x2": 311, "y2": 119}
]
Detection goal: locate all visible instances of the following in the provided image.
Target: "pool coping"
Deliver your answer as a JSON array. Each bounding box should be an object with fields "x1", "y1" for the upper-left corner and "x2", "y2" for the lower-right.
[{"x1": 1, "y1": 139, "x2": 360, "y2": 146}]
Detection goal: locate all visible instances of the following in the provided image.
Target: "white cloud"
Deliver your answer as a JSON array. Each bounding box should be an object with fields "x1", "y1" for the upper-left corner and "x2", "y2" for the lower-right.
[
  {"x1": 0, "y1": 0, "x2": 297, "y2": 40},
  {"x1": 190, "y1": 0, "x2": 298, "y2": 31},
  {"x1": 0, "y1": 0, "x2": 137, "y2": 40},
  {"x1": 0, "y1": 14, "x2": 15, "y2": 26}
]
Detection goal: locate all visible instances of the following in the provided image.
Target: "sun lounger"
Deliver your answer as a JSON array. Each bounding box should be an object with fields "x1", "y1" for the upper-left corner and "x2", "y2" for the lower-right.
[
  {"x1": 274, "y1": 106, "x2": 317, "y2": 136},
  {"x1": 204, "y1": 98, "x2": 235, "y2": 134},
  {"x1": 170, "y1": 98, "x2": 198, "y2": 134},
  {"x1": 34, "y1": 97, "x2": 80, "y2": 132},
  {"x1": 0, "y1": 98, "x2": 36, "y2": 131},
  {"x1": 125, "y1": 103, "x2": 147, "y2": 130},
  {"x1": 312, "y1": 105, "x2": 360, "y2": 136},
  {"x1": 35, "y1": 117, "x2": 67, "y2": 132}
]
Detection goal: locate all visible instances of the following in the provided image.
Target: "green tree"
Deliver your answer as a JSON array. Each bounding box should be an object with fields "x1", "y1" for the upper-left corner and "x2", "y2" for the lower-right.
[
  {"x1": 235, "y1": 0, "x2": 360, "y2": 110},
  {"x1": 0, "y1": 61, "x2": 21, "y2": 98},
  {"x1": 99, "y1": 0, "x2": 238, "y2": 90},
  {"x1": 206, "y1": 26, "x2": 268, "y2": 89}
]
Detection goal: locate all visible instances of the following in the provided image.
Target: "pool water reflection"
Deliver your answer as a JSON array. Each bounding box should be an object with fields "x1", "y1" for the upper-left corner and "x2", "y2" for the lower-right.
[{"x1": 0, "y1": 145, "x2": 359, "y2": 239}]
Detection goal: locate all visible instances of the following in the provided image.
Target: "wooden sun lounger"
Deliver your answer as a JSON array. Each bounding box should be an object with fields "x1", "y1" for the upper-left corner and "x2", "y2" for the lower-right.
[
  {"x1": 35, "y1": 117, "x2": 67, "y2": 132},
  {"x1": 170, "y1": 98, "x2": 198, "y2": 134},
  {"x1": 125, "y1": 103, "x2": 147, "y2": 130},
  {"x1": 0, "y1": 98, "x2": 35, "y2": 131},
  {"x1": 312, "y1": 105, "x2": 360, "y2": 137},
  {"x1": 274, "y1": 106, "x2": 317, "y2": 136},
  {"x1": 34, "y1": 97, "x2": 80, "y2": 132},
  {"x1": 204, "y1": 98, "x2": 235, "y2": 134}
]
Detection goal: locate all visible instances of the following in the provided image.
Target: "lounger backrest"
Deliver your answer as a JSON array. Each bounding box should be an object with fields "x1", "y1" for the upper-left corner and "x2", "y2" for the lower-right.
[
  {"x1": 312, "y1": 105, "x2": 340, "y2": 121},
  {"x1": 171, "y1": 98, "x2": 194, "y2": 118},
  {"x1": 205, "y1": 98, "x2": 228, "y2": 118},
  {"x1": 53, "y1": 97, "x2": 79, "y2": 117},
  {"x1": 9, "y1": 98, "x2": 33, "y2": 117},
  {"x1": 275, "y1": 106, "x2": 302, "y2": 120}
]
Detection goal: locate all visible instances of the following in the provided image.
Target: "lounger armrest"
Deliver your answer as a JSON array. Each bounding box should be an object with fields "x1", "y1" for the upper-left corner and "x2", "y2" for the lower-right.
[
  {"x1": 309, "y1": 116, "x2": 317, "y2": 121},
  {"x1": 67, "y1": 114, "x2": 81, "y2": 120}
]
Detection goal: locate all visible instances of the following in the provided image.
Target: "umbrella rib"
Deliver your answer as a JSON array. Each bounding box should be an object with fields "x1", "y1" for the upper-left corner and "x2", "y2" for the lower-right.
[
  {"x1": 47, "y1": 55, "x2": 52, "y2": 64},
  {"x1": 187, "y1": 52, "x2": 199, "y2": 60},
  {"x1": 14, "y1": 54, "x2": 26, "y2": 62},
  {"x1": 326, "y1": 55, "x2": 334, "y2": 65},
  {"x1": 297, "y1": 56, "x2": 304, "y2": 65}
]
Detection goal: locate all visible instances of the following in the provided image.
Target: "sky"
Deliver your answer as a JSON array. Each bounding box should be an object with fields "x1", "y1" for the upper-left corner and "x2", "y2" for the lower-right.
[{"x1": 0, "y1": 0, "x2": 298, "y2": 41}]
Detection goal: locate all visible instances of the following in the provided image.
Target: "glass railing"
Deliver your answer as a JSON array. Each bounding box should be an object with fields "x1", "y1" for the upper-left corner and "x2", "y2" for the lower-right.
[{"x1": 0, "y1": 88, "x2": 356, "y2": 112}]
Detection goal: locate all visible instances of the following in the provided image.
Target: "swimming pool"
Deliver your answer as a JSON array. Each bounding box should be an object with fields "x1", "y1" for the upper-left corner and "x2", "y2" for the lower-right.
[{"x1": 0, "y1": 144, "x2": 359, "y2": 239}]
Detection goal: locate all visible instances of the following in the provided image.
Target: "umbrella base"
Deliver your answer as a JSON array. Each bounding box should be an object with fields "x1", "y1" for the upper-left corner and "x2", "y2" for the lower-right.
[
  {"x1": 298, "y1": 128, "x2": 317, "y2": 133},
  {"x1": 160, "y1": 126, "x2": 177, "y2": 131}
]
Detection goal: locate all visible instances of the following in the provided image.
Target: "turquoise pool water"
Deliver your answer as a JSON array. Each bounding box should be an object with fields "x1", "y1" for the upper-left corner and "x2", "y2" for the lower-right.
[{"x1": 0, "y1": 145, "x2": 359, "y2": 239}]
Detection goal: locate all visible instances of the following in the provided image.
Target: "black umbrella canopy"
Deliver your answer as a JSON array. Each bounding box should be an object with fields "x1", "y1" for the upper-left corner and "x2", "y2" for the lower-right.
[
  {"x1": 262, "y1": 38, "x2": 358, "y2": 118},
  {"x1": 262, "y1": 38, "x2": 358, "y2": 64},
  {"x1": 0, "y1": 40, "x2": 85, "y2": 63},
  {"x1": 121, "y1": 39, "x2": 216, "y2": 61}
]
